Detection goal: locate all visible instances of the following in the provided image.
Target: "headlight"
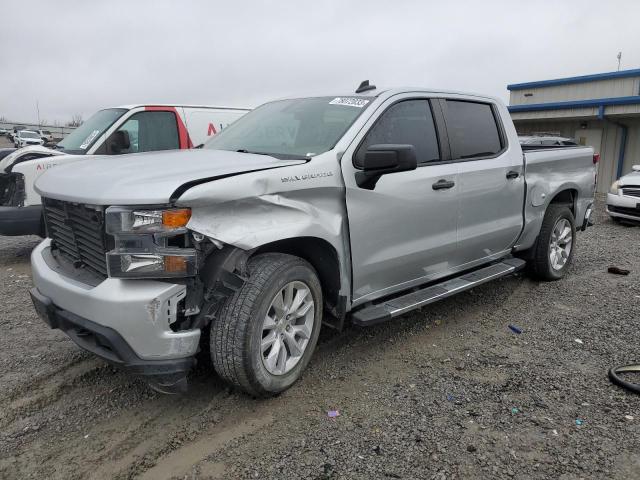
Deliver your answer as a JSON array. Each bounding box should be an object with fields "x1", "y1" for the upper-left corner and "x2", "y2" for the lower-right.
[
  {"x1": 106, "y1": 206, "x2": 191, "y2": 234},
  {"x1": 609, "y1": 181, "x2": 620, "y2": 195},
  {"x1": 106, "y1": 250, "x2": 197, "y2": 278},
  {"x1": 105, "y1": 206, "x2": 196, "y2": 278}
]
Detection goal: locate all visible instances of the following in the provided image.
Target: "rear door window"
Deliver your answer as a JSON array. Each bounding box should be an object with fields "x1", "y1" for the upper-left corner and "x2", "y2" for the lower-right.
[
  {"x1": 355, "y1": 99, "x2": 440, "y2": 167},
  {"x1": 443, "y1": 100, "x2": 503, "y2": 159}
]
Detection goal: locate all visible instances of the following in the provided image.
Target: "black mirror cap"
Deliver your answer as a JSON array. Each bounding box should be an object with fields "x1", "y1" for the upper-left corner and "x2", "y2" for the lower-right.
[
  {"x1": 356, "y1": 144, "x2": 417, "y2": 190},
  {"x1": 360, "y1": 144, "x2": 417, "y2": 171}
]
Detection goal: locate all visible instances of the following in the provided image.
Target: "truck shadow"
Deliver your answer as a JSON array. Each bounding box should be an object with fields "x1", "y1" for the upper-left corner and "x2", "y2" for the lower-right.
[{"x1": 185, "y1": 272, "x2": 528, "y2": 400}]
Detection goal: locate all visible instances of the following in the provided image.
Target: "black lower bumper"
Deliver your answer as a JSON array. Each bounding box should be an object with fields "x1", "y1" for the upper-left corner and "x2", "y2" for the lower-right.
[
  {"x1": 30, "y1": 287, "x2": 195, "y2": 393},
  {"x1": 0, "y1": 205, "x2": 44, "y2": 236},
  {"x1": 608, "y1": 204, "x2": 640, "y2": 220}
]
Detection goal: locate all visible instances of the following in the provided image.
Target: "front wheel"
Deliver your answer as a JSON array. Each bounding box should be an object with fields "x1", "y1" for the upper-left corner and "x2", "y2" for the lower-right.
[
  {"x1": 210, "y1": 253, "x2": 322, "y2": 397},
  {"x1": 530, "y1": 205, "x2": 576, "y2": 280}
]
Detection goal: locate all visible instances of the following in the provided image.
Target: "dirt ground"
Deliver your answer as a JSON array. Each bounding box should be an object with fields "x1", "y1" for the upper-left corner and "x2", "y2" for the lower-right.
[{"x1": 1, "y1": 200, "x2": 639, "y2": 480}]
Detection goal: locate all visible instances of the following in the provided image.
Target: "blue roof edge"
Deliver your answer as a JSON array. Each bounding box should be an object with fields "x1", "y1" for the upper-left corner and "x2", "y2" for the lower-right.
[
  {"x1": 508, "y1": 95, "x2": 640, "y2": 113},
  {"x1": 507, "y1": 68, "x2": 640, "y2": 91}
]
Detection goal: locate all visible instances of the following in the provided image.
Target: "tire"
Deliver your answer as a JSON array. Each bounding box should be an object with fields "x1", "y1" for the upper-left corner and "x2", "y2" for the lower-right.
[
  {"x1": 210, "y1": 253, "x2": 322, "y2": 397},
  {"x1": 530, "y1": 204, "x2": 576, "y2": 281}
]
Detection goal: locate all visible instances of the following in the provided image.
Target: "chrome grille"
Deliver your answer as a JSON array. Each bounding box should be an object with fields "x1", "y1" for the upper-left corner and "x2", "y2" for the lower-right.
[
  {"x1": 42, "y1": 198, "x2": 109, "y2": 277},
  {"x1": 622, "y1": 187, "x2": 640, "y2": 198}
]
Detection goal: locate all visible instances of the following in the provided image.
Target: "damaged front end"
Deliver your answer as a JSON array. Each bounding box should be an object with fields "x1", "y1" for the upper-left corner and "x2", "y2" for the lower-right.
[
  {"x1": 0, "y1": 172, "x2": 26, "y2": 207},
  {"x1": 0, "y1": 172, "x2": 43, "y2": 236}
]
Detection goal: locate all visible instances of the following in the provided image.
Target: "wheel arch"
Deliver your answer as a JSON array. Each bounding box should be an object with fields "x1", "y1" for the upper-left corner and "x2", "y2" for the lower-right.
[
  {"x1": 253, "y1": 236, "x2": 346, "y2": 329},
  {"x1": 547, "y1": 187, "x2": 578, "y2": 217}
]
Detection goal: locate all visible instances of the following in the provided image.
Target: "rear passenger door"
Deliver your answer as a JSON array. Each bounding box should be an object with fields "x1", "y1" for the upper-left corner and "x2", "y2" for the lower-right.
[
  {"x1": 342, "y1": 96, "x2": 460, "y2": 305},
  {"x1": 441, "y1": 99, "x2": 524, "y2": 266}
]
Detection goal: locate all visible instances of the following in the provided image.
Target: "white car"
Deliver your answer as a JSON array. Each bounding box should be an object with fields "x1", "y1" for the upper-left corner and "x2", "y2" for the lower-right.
[
  {"x1": 36, "y1": 129, "x2": 54, "y2": 143},
  {"x1": 607, "y1": 165, "x2": 640, "y2": 222},
  {"x1": 14, "y1": 130, "x2": 44, "y2": 148}
]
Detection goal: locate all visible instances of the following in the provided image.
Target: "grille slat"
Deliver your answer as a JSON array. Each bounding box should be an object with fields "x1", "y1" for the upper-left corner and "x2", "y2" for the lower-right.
[
  {"x1": 49, "y1": 226, "x2": 76, "y2": 244},
  {"x1": 74, "y1": 227, "x2": 104, "y2": 244},
  {"x1": 42, "y1": 198, "x2": 109, "y2": 278},
  {"x1": 622, "y1": 188, "x2": 640, "y2": 198},
  {"x1": 51, "y1": 234, "x2": 79, "y2": 254}
]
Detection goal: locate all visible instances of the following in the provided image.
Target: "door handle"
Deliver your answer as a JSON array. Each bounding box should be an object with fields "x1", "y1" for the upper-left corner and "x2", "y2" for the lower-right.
[
  {"x1": 506, "y1": 170, "x2": 520, "y2": 179},
  {"x1": 432, "y1": 179, "x2": 455, "y2": 190}
]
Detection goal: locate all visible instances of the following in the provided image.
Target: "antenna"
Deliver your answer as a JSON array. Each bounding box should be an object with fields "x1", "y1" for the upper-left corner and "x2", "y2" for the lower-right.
[
  {"x1": 355, "y1": 80, "x2": 376, "y2": 94},
  {"x1": 617, "y1": 51, "x2": 622, "y2": 71}
]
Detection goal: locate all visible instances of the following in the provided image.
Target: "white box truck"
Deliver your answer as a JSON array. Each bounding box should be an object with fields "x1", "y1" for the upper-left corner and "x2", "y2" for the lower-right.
[{"x1": 0, "y1": 104, "x2": 249, "y2": 236}]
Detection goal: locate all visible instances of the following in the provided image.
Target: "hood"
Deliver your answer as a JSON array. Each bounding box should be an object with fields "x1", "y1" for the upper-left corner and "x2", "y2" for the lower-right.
[
  {"x1": 0, "y1": 145, "x2": 61, "y2": 172},
  {"x1": 35, "y1": 149, "x2": 305, "y2": 205},
  {"x1": 620, "y1": 169, "x2": 640, "y2": 186}
]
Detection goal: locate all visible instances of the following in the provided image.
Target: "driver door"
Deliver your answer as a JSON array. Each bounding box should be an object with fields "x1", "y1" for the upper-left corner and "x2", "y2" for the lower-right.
[{"x1": 342, "y1": 96, "x2": 460, "y2": 306}]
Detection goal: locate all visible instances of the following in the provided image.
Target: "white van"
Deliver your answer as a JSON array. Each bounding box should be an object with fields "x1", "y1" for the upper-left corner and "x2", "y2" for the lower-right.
[{"x1": 0, "y1": 104, "x2": 249, "y2": 236}]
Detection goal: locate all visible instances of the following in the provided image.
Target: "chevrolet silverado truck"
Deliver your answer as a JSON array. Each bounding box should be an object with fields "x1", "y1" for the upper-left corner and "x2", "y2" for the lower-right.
[
  {"x1": 0, "y1": 104, "x2": 248, "y2": 237},
  {"x1": 29, "y1": 82, "x2": 597, "y2": 396}
]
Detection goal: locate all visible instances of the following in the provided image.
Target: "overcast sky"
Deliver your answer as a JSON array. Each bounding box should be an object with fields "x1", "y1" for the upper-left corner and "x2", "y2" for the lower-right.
[{"x1": 2, "y1": 0, "x2": 639, "y2": 125}]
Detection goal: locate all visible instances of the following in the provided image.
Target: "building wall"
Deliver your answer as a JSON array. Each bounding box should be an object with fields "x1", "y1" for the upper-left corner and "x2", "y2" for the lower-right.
[
  {"x1": 510, "y1": 76, "x2": 640, "y2": 105},
  {"x1": 509, "y1": 69, "x2": 640, "y2": 194},
  {"x1": 624, "y1": 119, "x2": 640, "y2": 172}
]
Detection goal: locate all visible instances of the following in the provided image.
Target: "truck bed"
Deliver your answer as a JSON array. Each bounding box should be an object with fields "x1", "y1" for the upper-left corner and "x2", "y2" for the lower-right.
[{"x1": 515, "y1": 145, "x2": 596, "y2": 251}]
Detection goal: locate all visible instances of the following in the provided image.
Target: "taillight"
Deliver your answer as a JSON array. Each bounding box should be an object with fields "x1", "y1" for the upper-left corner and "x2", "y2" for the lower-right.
[{"x1": 593, "y1": 153, "x2": 600, "y2": 164}]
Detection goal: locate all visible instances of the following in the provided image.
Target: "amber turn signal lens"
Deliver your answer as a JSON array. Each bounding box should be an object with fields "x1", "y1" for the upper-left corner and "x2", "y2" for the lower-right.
[
  {"x1": 162, "y1": 209, "x2": 191, "y2": 228},
  {"x1": 164, "y1": 255, "x2": 188, "y2": 273}
]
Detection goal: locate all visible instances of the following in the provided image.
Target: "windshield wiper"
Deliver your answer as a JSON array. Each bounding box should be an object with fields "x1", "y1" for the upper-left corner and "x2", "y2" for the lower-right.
[
  {"x1": 234, "y1": 149, "x2": 311, "y2": 161},
  {"x1": 236, "y1": 149, "x2": 271, "y2": 156}
]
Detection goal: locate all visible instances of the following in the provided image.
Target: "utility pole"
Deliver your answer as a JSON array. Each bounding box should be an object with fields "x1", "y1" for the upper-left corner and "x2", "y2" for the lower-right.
[
  {"x1": 617, "y1": 51, "x2": 622, "y2": 71},
  {"x1": 36, "y1": 100, "x2": 41, "y2": 125}
]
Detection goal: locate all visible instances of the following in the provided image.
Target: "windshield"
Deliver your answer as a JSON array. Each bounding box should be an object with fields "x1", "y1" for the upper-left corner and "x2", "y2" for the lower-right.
[
  {"x1": 204, "y1": 96, "x2": 372, "y2": 159},
  {"x1": 57, "y1": 108, "x2": 127, "y2": 154},
  {"x1": 21, "y1": 131, "x2": 39, "y2": 139}
]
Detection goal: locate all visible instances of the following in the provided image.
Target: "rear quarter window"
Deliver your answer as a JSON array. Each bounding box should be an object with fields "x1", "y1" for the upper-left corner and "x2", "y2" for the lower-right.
[{"x1": 443, "y1": 100, "x2": 503, "y2": 159}]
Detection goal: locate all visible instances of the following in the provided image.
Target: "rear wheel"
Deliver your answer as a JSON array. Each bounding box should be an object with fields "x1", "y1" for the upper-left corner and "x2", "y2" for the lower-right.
[
  {"x1": 530, "y1": 205, "x2": 576, "y2": 280},
  {"x1": 210, "y1": 253, "x2": 322, "y2": 397}
]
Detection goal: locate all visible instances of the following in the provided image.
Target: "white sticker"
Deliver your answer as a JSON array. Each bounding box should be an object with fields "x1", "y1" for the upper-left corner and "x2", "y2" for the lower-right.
[
  {"x1": 329, "y1": 97, "x2": 370, "y2": 108},
  {"x1": 79, "y1": 129, "x2": 100, "y2": 150}
]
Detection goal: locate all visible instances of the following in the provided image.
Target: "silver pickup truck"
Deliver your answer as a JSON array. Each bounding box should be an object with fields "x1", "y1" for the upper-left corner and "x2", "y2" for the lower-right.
[{"x1": 29, "y1": 83, "x2": 597, "y2": 396}]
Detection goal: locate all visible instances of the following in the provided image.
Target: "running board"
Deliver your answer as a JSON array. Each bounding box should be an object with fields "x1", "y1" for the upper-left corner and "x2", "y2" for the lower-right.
[{"x1": 352, "y1": 258, "x2": 526, "y2": 326}]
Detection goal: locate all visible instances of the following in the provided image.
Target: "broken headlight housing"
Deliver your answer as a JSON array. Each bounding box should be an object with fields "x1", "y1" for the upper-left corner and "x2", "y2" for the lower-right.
[{"x1": 105, "y1": 206, "x2": 197, "y2": 278}]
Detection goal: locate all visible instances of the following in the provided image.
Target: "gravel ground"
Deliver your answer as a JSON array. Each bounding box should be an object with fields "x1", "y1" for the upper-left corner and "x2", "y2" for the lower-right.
[{"x1": 0, "y1": 199, "x2": 639, "y2": 480}]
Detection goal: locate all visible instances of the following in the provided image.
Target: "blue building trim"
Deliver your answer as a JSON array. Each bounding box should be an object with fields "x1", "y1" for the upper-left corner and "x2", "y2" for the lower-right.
[
  {"x1": 507, "y1": 68, "x2": 640, "y2": 91},
  {"x1": 508, "y1": 95, "x2": 640, "y2": 113}
]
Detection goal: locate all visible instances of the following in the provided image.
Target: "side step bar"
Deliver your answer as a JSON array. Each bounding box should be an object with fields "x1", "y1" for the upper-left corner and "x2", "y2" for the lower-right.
[{"x1": 352, "y1": 258, "x2": 526, "y2": 326}]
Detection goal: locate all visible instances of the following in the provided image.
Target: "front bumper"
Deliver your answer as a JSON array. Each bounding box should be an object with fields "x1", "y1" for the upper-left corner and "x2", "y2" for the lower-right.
[
  {"x1": 606, "y1": 193, "x2": 640, "y2": 221},
  {"x1": 0, "y1": 205, "x2": 43, "y2": 236},
  {"x1": 30, "y1": 239, "x2": 201, "y2": 391}
]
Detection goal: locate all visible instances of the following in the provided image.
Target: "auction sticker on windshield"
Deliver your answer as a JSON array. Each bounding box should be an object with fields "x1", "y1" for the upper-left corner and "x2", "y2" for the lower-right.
[
  {"x1": 329, "y1": 97, "x2": 370, "y2": 108},
  {"x1": 79, "y1": 130, "x2": 100, "y2": 150}
]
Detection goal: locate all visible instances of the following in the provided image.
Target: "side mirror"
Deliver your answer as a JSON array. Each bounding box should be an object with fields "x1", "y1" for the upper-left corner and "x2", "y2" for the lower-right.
[
  {"x1": 632, "y1": 165, "x2": 640, "y2": 172},
  {"x1": 356, "y1": 144, "x2": 417, "y2": 189},
  {"x1": 108, "y1": 130, "x2": 130, "y2": 154}
]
